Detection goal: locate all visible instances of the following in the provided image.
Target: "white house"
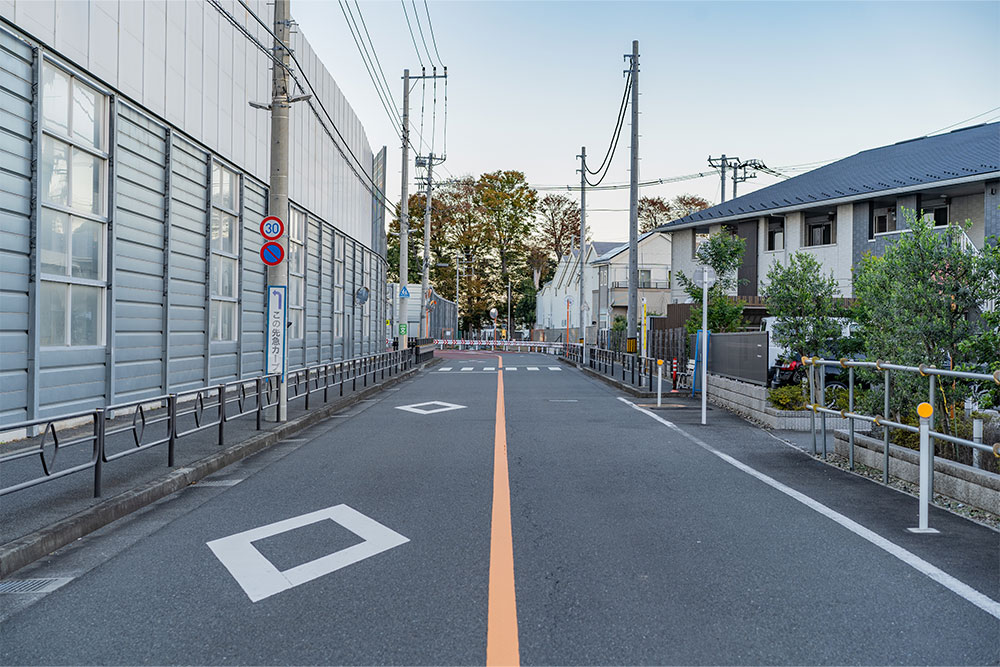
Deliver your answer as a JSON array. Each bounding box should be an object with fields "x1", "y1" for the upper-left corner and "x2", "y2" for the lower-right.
[
  {"x1": 535, "y1": 242, "x2": 620, "y2": 331},
  {"x1": 591, "y1": 231, "x2": 673, "y2": 327}
]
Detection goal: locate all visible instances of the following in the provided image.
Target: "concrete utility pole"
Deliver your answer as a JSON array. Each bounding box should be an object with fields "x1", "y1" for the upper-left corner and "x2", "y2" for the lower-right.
[
  {"x1": 578, "y1": 146, "x2": 588, "y2": 365},
  {"x1": 418, "y1": 154, "x2": 435, "y2": 338},
  {"x1": 708, "y1": 154, "x2": 746, "y2": 203},
  {"x1": 626, "y1": 40, "x2": 639, "y2": 354},
  {"x1": 267, "y1": 0, "x2": 291, "y2": 421},
  {"x1": 398, "y1": 69, "x2": 410, "y2": 350}
]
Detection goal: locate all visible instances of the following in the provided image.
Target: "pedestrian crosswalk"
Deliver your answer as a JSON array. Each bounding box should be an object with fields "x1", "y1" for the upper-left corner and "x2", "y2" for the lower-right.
[{"x1": 436, "y1": 362, "x2": 563, "y2": 373}]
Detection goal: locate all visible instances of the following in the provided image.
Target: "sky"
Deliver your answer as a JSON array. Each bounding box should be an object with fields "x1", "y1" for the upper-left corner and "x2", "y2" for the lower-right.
[{"x1": 291, "y1": 0, "x2": 1000, "y2": 243}]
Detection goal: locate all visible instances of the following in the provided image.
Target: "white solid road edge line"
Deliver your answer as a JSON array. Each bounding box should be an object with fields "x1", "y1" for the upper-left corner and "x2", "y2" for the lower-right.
[{"x1": 617, "y1": 396, "x2": 1000, "y2": 622}]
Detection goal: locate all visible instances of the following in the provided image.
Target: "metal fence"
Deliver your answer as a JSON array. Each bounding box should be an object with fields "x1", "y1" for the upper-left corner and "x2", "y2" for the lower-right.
[
  {"x1": 689, "y1": 332, "x2": 770, "y2": 386},
  {"x1": 561, "y1": 343, "x2": 679, "y2": 393},
  {"x1": 802, "y1": 357, "x2": 1000, "y2": 530},
  {"x1": 0, "y1": 349, "x2": 416, "y2": 499}
]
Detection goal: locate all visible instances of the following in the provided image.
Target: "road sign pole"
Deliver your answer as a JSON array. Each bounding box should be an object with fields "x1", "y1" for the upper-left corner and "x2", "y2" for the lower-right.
[
  {"x1": 701, "y1": 269, "x2": 708, "y2": 425},
  {"x1": 267, "y1": 0, "x2": 291, "y2": 422}
]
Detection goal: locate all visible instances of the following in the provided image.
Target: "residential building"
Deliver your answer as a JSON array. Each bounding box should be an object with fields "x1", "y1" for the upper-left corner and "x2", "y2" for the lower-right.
[
  {"x1": 0, "y1": 2, "x2": 389, "y2": 426},
  {"x1": 591, "y1": 231, "x2": 672, "y2": 326},
  {"x1": 535, "y1": 242, "x2": 620, "y2": 333},
  {"x1": 661, "y1": 123, "x2": 1000, "y2": 302}
]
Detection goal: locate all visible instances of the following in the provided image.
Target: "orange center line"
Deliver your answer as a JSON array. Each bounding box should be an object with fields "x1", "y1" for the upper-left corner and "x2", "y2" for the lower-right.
[{"x1": 487, "y1": 354, "x2": 519, "y2": 666}]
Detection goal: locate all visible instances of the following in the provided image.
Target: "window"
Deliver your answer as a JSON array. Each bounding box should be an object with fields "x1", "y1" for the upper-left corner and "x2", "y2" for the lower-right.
[
  {"x1": 288, "y1": 209, "x2": 305, "y2": 339},
  {"x1": 38, "y1": 62, "x2": 108, "y2": 347},
  {"x1": 639, "y1": 270, "x2": 651, "y2": 288},
  {"x1": 922, "y1": 206, "x2": 949, "y2": 227},
  {"x1": 334, "y1": 233, "x2": 345, "y2": 343},
  {"x1": 692, "y1": 231, "x2": 710, "y2": 258},
  {"x1": 210, "y1": 162, "x2": 240, "y2": 342},
  {"x1": 766, "y1": 216, "x2": 785, "y2": 251},
  {"x1": 872, "y1": 206, "x2": 897, "y2": 236},
  {"x1": 804, "y1": 213, "x2": 834, "y2": 247}
]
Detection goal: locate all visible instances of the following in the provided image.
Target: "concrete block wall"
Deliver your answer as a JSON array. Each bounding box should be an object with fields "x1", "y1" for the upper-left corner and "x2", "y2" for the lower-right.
[{"x1": 707, "y1": 373, "x2": 851, "y2": 431}]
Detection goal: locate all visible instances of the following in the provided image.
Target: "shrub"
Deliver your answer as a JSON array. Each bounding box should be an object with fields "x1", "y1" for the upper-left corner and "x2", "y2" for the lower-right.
[{"x1": 768, "y1": 384, "x2": 808, "y2": 411}]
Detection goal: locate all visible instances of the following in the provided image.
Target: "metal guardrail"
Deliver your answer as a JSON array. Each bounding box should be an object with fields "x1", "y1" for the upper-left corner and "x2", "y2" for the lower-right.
[
  {"x1": 802, "y1": 357, "x2": 1000, "y2": 529},
  {"x1": 560, "y1": 343, "x2": 682, "y2": 393},
  {"x1": 0, "y1": 349, "x2": 415, "y2": 499}
]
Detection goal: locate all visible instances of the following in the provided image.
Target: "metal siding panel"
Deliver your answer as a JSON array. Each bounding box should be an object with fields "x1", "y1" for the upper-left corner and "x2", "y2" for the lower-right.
[
  {"x1": 0, "y1": 30, "x2": 31, "y2": 424},
  {"x1": 167, "y1": 135, "x2": 208, "y2": 390}
]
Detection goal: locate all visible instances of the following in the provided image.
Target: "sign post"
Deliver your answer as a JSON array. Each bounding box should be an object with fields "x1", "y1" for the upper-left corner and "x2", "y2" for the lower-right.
[
  {"x1": 258, "y1": 214, "x2": 287, "y2": 421},
  {"x1": 694, "y1": 265, "x2": 716, "y2": 426}
]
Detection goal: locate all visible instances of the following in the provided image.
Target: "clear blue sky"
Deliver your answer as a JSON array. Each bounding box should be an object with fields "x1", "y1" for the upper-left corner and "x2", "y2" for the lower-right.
[{"x1": 292, "y1": 0, "x2": 1000, "y2": 241}]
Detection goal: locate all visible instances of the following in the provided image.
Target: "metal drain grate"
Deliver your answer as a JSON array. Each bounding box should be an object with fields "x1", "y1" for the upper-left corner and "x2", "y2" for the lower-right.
[{"x1": 0, "y1": 578, "x2": 72, "y2": 594}]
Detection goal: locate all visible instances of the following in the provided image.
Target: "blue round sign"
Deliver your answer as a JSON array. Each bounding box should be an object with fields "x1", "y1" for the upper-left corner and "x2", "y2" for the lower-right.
[{"x1": 260, "y1": 242, "x2": 284, "y2": 266}]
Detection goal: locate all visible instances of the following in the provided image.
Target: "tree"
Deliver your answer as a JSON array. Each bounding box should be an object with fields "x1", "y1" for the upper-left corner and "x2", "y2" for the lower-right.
[
  {"x1": 475, "y1": 170, "x2": 537, "y2": 283},
  {"x1": 853, "y1": 209, "x2": 994, "y2": 419},
  {"x1": 761, "y1": 252, "x2": 843, "y2": 360},
  {"x1": 386, "y1": 195, "x2": 425, "y2": 284},
  {"x1": 525, "y1": 242, "x2": 552, "y2": 290},
  {"x1": 672, "y1": 193, "x2": 711, "y2": 218},
  {"x1": 676, "y1": 231, "x2": 747, "y2": 335},
  {"x1": 638, "y1": 196, "x2": 673, "y2": 233},
  {"x1": 534, "y1": 194, "x2": 580, "y2": 263}
]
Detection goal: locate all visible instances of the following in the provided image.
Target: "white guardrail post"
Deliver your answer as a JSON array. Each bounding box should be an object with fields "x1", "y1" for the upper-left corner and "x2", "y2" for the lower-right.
[{"x1": 657, "y1": 359, "x2": 663, "y2": 407}]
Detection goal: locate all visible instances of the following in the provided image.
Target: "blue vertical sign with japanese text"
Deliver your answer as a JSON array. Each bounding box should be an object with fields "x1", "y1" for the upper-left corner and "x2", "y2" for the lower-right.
[{"x1": 266, "y1": 285, "x2": 287, "y2": 380}]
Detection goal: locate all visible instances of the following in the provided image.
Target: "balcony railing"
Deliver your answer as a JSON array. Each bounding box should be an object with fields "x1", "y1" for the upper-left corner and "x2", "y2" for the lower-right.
[{"x1": 611, "y1": 281, "x2": 670, "y2": 290}]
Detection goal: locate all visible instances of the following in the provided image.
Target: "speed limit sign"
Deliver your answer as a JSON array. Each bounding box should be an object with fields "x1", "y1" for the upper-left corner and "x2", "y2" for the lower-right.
[{"x1": 259, "y1": 216, "x2": 284, "y2": 241}]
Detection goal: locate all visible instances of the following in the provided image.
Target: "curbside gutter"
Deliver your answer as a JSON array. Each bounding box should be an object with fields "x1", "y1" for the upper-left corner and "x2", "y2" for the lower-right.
[{"x1": 0, "y1": 359, "x2": 438, "y2": 579}]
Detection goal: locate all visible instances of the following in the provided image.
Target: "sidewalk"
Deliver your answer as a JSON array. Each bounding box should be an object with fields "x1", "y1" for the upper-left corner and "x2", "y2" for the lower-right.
[{"x1": 0, "y1": 358, "x2": 434, "y2": 577}]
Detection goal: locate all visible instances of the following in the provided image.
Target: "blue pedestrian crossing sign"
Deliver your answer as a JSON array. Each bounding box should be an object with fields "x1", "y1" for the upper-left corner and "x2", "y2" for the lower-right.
[{"x1": 399, "y1": 285, "x2": 410, "y2": 298}]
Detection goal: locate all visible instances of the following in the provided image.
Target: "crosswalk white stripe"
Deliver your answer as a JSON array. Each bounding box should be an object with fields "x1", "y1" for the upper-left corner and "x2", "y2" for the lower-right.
[
  {"x1": 548, "y1": 367, "x2": 561, "y2": 371},
  {"x1": 439, "y1": 368, "x2": 453, "y2": 372},
  {"x1": 461, "y1": 367, "x2": 473, "y2": 371},
  {"x1": 527, "y1": 367, "x2": 539, "y2": 371},
  {"x1": 484, "y1": 367, "x2": 496, "y2": 371}
]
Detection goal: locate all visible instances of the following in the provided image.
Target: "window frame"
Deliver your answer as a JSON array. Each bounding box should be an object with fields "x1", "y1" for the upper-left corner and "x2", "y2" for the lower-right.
[
  {"x1": 209, "y1": 160, "x2": 241, "y2": 343},
  {"x1": 765, "y1": 216, "x2": 785, "y2": 252},
  {"x1": 287, "y1": 208, "x2": 306, "y2": 340},
  {"x1": 803, "y1": 214, "x2": 835, "y2": 248},
  {"x1": 37, "y1": 57, "x2": 110, "y2": 349}
]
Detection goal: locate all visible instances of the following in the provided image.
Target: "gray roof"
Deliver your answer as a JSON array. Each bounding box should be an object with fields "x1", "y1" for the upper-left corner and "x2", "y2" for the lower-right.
[
  {"x1": 660, "y1": 122, "x2": 1000, "y2": 230},
  {"x1": 590, "y1": 241, "x2": 624, "y2": 257},
  {"x1": 590, "y1": 231, "x2": 661, "y2": 263}
]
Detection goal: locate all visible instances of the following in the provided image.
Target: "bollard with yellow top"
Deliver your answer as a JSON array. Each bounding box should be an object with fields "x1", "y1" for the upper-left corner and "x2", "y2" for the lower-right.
[
  {"x1": 656, "y1": 359, "x2": 664, "y2": 407},
  {"x1": 907, "y1": 401, "x2": 940, "y2": 534}
]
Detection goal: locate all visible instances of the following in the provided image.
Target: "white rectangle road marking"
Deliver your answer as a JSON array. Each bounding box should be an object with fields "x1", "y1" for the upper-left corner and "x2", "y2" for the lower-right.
[
  {"x1": 439, "y1": 367, "x2": 453, "y2": 372},
  {"x1": 505, "y1": 367, "x2": 517, "y2": 371},
  {"x1": 527, "y1": 367, "x2": 539, "y2": 371},
  {"x1": 617, "y1": 396, "x2": 1000, "y2": 622},
  {"x1": 548, "y1": 367, "x2": 561, "y2": 371},
  {"x1": 461, "y1": 367, "x2": 474, "y2": 371},
  {"x1": 207, "y1": 505, "x2": 409, "y2": 603},
  {"x1": 484, "y1": 367, "x2": 496, "y2": 371}
]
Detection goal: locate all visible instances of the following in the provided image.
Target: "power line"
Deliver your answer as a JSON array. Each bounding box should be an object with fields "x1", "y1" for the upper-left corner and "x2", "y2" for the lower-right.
[
  {"x1": 352, "y1": 1, "x2": 400, "y2": 120},
  {"x1": 339, "y1": 1, "x2": 402, "y2": 139},
  {"x1": 220, "y1": 0, "x2": 394, "y2": 211},
  {"x1": 536, "y1": 169, "x2": 718, "y2": 192},
  {"x1": 423, "y1": 0, "x2": 445, "y2": 67},
  {"x1": 400, "y1": 0, "x2": 425, "y2": 68},
  {"x1": 410, "y1": 0, "x2": 435, "y2": 67},
  {"x1": 926, "y1": 105, "x2": 1000, "y2": 136},
  {"x1": 586, "y1": 76, "x2": 631, "y2": 178}
]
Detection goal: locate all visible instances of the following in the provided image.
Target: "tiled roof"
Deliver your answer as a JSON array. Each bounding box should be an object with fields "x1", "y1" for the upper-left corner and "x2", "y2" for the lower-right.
[{"x1": 660, "y1": 122, "x2": 1000, "y2": 230}]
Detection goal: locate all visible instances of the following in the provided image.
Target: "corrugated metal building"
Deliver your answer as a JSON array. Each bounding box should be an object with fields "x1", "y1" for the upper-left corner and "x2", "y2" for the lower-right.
[{"x1": 0, "y1": 1, "x2": 389, "y2": 426}]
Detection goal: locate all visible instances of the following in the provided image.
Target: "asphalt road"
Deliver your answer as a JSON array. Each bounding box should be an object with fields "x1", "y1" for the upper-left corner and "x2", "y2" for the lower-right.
[{"x1": 1, "y1": 351, "x2": 997, "y2": 665}]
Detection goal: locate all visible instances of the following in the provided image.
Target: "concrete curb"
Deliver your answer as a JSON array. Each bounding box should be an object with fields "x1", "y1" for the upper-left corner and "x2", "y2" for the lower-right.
[{"x1": 0, "y1": 359, "x2": 436, "y2": 579}]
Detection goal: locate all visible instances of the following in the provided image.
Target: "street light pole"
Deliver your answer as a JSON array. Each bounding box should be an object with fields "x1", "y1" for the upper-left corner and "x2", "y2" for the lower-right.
[{"x1": 397, "y1": 69, "x2": 410, "y2": 350}]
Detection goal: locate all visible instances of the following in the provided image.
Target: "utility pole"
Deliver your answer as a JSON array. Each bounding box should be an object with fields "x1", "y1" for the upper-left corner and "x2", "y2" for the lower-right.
[
  {"x1": 708, "y1": 154, "x2": 747, "y2": 203},
  {"x1": 418, "y1": 154, "x2": 435, "y2": 338},
  {"x1": 398, "y1": 69, "x2": 410, "y2": 350},
  {"x1": 626, "y1": 40, "x2": 639, "y2": 354},
  {"x1": 267, "y1": 0, "x2": 291, "y2": 421},
  {"x1": 578, "y1": 145, "x2": 588, "y2": 365}
]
